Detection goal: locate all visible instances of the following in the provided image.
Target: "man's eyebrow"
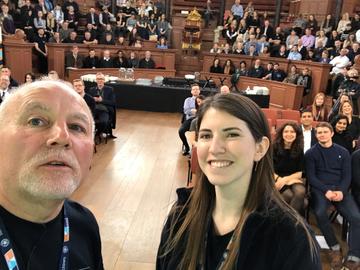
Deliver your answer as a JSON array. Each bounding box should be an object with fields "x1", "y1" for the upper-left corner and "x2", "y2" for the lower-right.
[{"x1": 22, "y1": 102, "x2": 51, "y2": 113}]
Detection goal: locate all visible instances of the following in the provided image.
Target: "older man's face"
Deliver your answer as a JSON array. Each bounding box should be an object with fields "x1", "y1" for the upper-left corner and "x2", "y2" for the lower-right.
[
  {"x1": 0, "y1": 86, "x2": 94, "y2": 200},
  {"x1": 0, "y1": 75, "x2": 10, "y2": 89}
]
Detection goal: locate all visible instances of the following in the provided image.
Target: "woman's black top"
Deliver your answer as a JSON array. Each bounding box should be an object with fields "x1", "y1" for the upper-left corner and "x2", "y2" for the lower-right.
[
  {"x1": 210, "y1": 65, "x2": 223, "y2": 73},
  {"x1": 333, "y1": 130, "x2": 354, "y2": 153},
  {"x1": 273, "y1": 148, "x2": 304, "y2": 177}
]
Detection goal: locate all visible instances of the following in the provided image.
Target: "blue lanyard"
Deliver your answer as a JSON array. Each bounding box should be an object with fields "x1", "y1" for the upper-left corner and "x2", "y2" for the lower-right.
[{"x1": 0, "y1": 203, "x2": 70, "y2": 270}]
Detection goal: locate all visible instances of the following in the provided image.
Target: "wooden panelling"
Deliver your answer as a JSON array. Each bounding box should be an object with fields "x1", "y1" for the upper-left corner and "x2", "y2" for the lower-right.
[
  {"x1": 201, "y1": 72, "x2": 304, "y2": 109},
  {"x1": 47, "y1": 43, "x2": 177, "y2": 79},
  {"x1": 67, "y1": 68, "x2": 176, "y2": 82}
]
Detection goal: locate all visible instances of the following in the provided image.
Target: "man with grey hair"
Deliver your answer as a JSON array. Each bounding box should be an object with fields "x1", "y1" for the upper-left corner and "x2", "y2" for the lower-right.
[{"x1": 0, "y1": 80, "x2": 103, "y2": 269}]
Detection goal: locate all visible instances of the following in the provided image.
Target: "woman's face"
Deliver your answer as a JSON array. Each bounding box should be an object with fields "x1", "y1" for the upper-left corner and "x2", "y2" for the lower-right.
[
  {"x1": 226, "y1": 60, "x2": 231, "y2": 66},
  {"x1": 25, "y1": 74, "x2": 33, "y2": 83},
  {"x1": 342, "y1": 102, "x2": 352, "y2": 115},
  {"x1": 214, "y1": 59, "x2": 219, "y2": 66},
  {"x1": 282, "y1": 125, "x2": 296, "y2": 145},
  {"x1": 315, "y1": 95, "x2": 324, "y2": 106},
  {"x1": 335, "y1": 119, "x2": 347, "y2": 133},
  {"x1": 196, "y1": 98, "x2": 203, "y2": 107},
  {"x1": 291, "y1": 66, "x2": 296, "y2": 73},
  {"x1": 197, "y1": 108, "x2": 261, "y2": 189}
]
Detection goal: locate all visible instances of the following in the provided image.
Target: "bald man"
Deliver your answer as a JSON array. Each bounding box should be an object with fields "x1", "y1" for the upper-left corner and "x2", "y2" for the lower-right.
[{"x1": 0, "y1": 80, "x2": 103, "y2": 269}]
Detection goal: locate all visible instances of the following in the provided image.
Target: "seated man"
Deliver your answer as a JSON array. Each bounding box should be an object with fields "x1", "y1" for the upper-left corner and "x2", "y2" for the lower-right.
[
  {"x1": 0, "y1": 79, "x2": 103, "y2": 269},
  {"x1": 1, "y1": 67, "x2": 19, "y2": 87},
  {"x1": 178, "y1": 83, "x2": 200, "y2": 155},
  {"x1": 99, "y1": 49, "x2": 114, "y2": 68},
  {"x1": 65, "y1": 45, "x2": 84, "y2": 68},
  {"x1": 271, "y1": 62, "x2": 287, "y2": 82},
  {"x1": 300, "y1": 109, "x2": 317, "y2": 153},
  {"x1": 73, "y1": 78, "x2": 96, "y2": 116},
  {"x1": 138, "y1": 50, "x2": 156, "y2": 69},
  {"x1": 305, "y1": 122, "x2": 360, "y2": 270},
  {"x1": 248, "y1": 59, "x2": 265, "y2": 78},
  {"x1": 83, "y1": 48, "x2": 100, "y2": 69},
  {"x1": 88, "y1": 72, "x2": 117, "y2": 139}
]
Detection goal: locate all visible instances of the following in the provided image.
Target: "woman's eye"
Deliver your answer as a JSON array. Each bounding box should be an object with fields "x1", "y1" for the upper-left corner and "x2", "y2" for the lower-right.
[
  {"x1": 199, "y1": 133, "x2": 211, "y2": 140},
  {"x1": 227, "y1": 133, "x2": 239, "y2": 138},
  {"x1": 28, "y1": 118, "x2": 47, "y2": 127}
]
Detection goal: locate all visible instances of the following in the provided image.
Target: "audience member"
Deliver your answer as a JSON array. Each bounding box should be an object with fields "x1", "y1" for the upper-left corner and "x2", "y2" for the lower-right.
[
  {"x1": 222, "y1": 59, "x2": 235, "y2": 75},
  {"x1": 237, "y1": 60, "x2": 248, "y2": 76},
  {"x1": 73, "y1": 78, "x2": 96, "y2": 116},
  {"x1": 0, "y1": 75, "x2": 12, "y2": 104},
  {"x1": 308, "y1": 92, "x2": 328, "y2": 121},
  {"x1": 262, "y1": 62, "x2": 273, "y2": 80},
  {"x1": 83, "y1": 49, "x2": 100, "y2": 69},
  {"x1": 283, "y1": 64, "x2": 299, "y2": 84},
  {"x1": 339, "y1": 100, "x2": 360, "y2": 147},
  {"x1": 24, "y1": 72, "x2": 35, "y2": 84},
  {"x1": 1, "y1": 67, "x2": 19, "y2": 88},
  {"x1": 330, "y1": 114, "x2": 354, "y2": 153},
  {"x1": 138, "y1": 51, "x2": 156, "y2": 69},
  {"x1": 0, "y1": 4, "x2": 15, "y2": 34},
  {"x1": 320, "y1": 14, "x2": 335, "y2": 36},
  {"x1": 273, "y1": 122, "x2": 306, "y2": 214},
  {"x1": 0, "y1": 79, "x2": 104, "y2": 269},
  {"x1": 33, "y1": 28, "x2": 48, "y2": 74},
  {"x1": 305, "y1": 122, "x2": 360, "y2": 270},
  {"x1": 113, "y1": 50, "x2": 129, "y2": 68},
  {"x1": 178, "y1": 83, "x2": 200, "y2": 156},
  {"x1": 231, "y1": 0, "x2": 243, "y2": 21},
  {"x1": 99, "y1": 50, "x2": 114, "y2": 68},
  {"x1": 88, "y1": 72, "x2": 117, "y2": 139},
  {"x1": 248, "y1": 59, "x2": 265, "y2": 78},
  {"x1": 271, "y1": 63, "x2": 286, "y2": 82},
  {"x1": 128, "y1": 51, "x2": 139, "y2": 68},
  {"x1": 297, "y1": 68, "x2": 312, "y2": 97},
  {"x1": 300, "y1": 109, "x2": 317, "y2": 153},
  {"x1": 63, "y1": 30, "x2": 80, "y2": 43},
  {"x1": 287, "y1": 44, "x2": 302, "y2": 60},
  {"x1": 65, "y1": 45, "x2": 84, "y2": 68}
]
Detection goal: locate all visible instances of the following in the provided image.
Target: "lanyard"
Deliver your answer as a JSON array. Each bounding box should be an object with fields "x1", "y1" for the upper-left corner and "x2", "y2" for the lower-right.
[
  {"x1": 0, "y1": 203, "x2": 70, "y2": 270},
  {"x1": 199, "y1": 217, "x2": 237, "y2": 270}
]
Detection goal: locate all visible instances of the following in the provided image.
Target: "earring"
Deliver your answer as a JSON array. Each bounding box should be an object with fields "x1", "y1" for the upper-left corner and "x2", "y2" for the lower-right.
[{"x1": 254, "y1": 161, "x2": 259, "y2": 172}]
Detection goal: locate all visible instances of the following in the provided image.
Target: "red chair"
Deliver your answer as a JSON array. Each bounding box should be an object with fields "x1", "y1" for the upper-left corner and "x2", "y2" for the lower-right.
[
  {"x1": 262, "y1": 108, "x2": 281, "y2": 121},
  {"x1": 281, "y1": 109, "x2": 300, "y2": 122}
]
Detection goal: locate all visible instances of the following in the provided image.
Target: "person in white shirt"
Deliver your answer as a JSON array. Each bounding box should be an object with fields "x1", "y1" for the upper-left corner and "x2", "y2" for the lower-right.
[
  {"x1": 300, "y1": 109, "x2": 317, "y2": 153},
  {"x1": 329, "y1": 48, "x2": 350, "y2": 75},
  {"x1": 0, "y1": 75, "x2": 12, "y2": 104}
]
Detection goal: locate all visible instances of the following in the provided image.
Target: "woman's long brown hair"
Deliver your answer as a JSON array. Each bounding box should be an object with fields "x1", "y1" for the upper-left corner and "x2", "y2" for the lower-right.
[{"x1": 161, "y1": 93, "x2": 318, "y2": 269}]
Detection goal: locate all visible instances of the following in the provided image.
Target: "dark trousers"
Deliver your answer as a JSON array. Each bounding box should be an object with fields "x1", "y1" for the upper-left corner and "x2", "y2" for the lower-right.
[
  {"x1": 95, "y1": 109, "x2": 110, "y2": 134},
  {"x1": 178, "y1": 118, "x2": 193, "y2": 152},
  {"x1": 311, "y1": 189, "x2": 360, "y2": 257}
]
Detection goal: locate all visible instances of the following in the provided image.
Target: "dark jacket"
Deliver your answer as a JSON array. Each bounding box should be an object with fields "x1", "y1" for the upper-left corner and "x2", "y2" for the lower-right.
[
  {"x1": 156, "y1": 188, "x2": 320, "y2": 270},
  {"x1": 88, "y1": 85, "x2": 116, "y2": 128},
  {"x1": 83, "y1": 56, "x2": 100, "y2": 69}
]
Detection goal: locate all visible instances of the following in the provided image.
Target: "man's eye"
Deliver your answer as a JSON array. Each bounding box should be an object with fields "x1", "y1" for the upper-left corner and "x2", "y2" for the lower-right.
[
  {"x1": 28, "y1": 118, "x2": 47, "y2": 127},
  {"x1": 69, "y1": 124, "x2": 87, "y2": 134}
]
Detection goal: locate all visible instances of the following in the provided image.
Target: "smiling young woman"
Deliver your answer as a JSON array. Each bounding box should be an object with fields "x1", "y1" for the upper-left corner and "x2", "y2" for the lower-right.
[{"x1": 156, "y1": 93, "x2": 321, "y2": 270}]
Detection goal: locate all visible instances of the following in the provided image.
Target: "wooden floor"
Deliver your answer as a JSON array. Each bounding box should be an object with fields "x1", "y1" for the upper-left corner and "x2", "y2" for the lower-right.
[{"x1": 71, "y1": 109, "x2": 342, "y2": 270}]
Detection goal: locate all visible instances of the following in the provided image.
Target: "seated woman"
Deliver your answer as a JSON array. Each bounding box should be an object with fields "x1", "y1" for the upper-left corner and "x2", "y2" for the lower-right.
[
  {"x1": 273, "y1": 122, "x2": 306, "y2": 214},
  {"x1": 307, "y1": 92, "x2": 328, "y2": 121},
  {"x1": 339, "y1": 100, "x2": 360, "y2": 148},
  {"x1": 223, "y1": 59, "x2": 235, "y2": 75},
  {"x1": 157, "y1": 94, "x2": 320, "y2": 270},
  {"x1": 209, "y1": 58, "x2": 223, "y2": 73},
  {"x1": 156, "y1": 37, "x2": 168, "y2": 49},
  {"x1": 330, "y1": 114, "x2": 354, "y2": 153},
  {"x1": 283, "y1": 65, "x2": 299, "y2": 84},
  {"x1": 237, "y1": 60, "x2": 248, "y2": 76},
  {"x1": 328, "y1": 93, "x2": 350, "y2": 121}
]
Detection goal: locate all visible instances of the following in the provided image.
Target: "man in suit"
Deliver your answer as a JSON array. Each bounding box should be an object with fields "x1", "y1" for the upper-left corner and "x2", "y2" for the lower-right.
[
  {"x1": 65, "y1": 45, "x2": 84, "y2": 68},
  {"x1": 99, "y1": 50, "x2": 114, "y2": 68},
  {"x1": 260, "y1": 19, "x2": 274, "y2": 41},
  {"x1": 83, "y1": 49, "x2": 99, "y2": 69},
  {"x1": 138, "y1": 51, "x2": 156, "y2": 69},
  {"x1": 0, "y1": 75, "x2": 12, "y2": 104},
  {"x1": 85, "y1": 7, "x2": 99, "y2": 29},
  {"x1": 1, "y1": 67, "x2": 19, "y2": 87},
  {"x1": 88, "y1": 72, "x2": 117, "y2": 139},
  {"x1": 300, "y1": 109, "x2": 317, "y2": 153}
]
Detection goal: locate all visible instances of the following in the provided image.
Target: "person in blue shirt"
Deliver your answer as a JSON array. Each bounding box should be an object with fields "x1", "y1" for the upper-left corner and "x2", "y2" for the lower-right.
[
  {"x1": 178, "y1": 83, "x2": 200, "y2": 155},
  {"x1": 287, "y1": 44, "x2": 302, "y2": 61}
]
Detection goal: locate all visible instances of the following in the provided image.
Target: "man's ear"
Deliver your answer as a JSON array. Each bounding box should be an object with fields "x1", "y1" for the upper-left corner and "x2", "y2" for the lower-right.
[{"x1": 254, "y1": 136, "x2": 270, "y2": 162}]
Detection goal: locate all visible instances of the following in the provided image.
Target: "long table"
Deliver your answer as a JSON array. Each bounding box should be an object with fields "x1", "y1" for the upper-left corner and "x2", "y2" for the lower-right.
[{"x1": 84, "y1": 81, "x2": 269, "y2": 112}]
